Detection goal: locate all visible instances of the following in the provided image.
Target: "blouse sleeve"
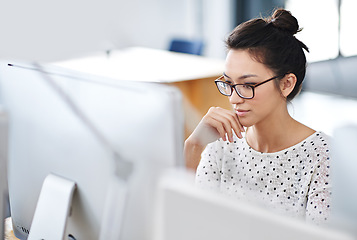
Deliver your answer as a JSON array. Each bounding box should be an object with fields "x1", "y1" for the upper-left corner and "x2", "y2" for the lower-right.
[
  {"x1": 195, "y1": 140, "x2": 223, "y2": 191},
  {"x1": 305, "y1": 146, "x2": 332, "y2": 224}
]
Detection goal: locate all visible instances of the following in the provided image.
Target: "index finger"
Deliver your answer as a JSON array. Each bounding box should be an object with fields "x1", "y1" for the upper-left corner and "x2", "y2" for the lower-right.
[{"x1": 229, "y1": 111, "x2": 244, "y2": 138}]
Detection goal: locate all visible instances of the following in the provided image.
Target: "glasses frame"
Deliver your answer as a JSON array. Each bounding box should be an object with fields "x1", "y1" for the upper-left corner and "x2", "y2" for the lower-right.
[{"x1": 214, "y1": 74, "x2": 286, "y2": 99}]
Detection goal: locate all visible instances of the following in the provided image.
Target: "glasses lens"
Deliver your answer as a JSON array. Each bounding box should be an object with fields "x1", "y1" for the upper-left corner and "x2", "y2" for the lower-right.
[
  {"x1": 235, "y1": 85, "x2": 253, "y2": 99},
  {"x1": 216, "y1": 81, "x2": 232, "y2": 96}
]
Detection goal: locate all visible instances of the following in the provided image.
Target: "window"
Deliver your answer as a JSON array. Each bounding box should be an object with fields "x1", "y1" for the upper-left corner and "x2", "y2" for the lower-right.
[
  {"x1": 286, "y1": 0, "x2": 357, "y2": 62},
  {"x1": 285, "y1": 0, "x2": 340, "y2": 62},
  {"x1": 340, "y1": 0, "x2": 357, "y2": 57}
]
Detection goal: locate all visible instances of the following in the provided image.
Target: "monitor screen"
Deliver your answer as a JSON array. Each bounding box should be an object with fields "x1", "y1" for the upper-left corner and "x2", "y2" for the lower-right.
[{"x1": 0, "y1": 61, "x2": 184, "y2": 239}]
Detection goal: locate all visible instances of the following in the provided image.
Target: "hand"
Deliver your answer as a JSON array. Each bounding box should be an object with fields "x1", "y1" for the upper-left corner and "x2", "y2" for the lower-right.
[{"x1": 188, "y1": 107, "x2": 244, "y2": 147}]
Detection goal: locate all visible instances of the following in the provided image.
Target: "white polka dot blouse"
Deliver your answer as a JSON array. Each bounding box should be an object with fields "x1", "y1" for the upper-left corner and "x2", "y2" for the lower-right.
[{"x1": 196, "y1": 131, "x2": 331, "y2": 224}]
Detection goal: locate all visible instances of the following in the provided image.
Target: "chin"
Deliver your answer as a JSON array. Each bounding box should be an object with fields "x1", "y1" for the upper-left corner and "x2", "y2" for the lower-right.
[{"x1": 239, "y1": 119, "x2": 254, "y2": 128}]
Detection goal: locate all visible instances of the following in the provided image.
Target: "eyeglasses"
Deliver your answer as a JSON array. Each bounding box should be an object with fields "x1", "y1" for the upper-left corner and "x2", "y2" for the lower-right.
[{"x1": 215, "y1": 74, "x2": 285, "y2": 99}]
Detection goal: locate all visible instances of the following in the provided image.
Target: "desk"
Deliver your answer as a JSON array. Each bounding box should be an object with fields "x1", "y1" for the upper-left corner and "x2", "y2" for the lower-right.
[
  {"x1": 54, "y1": 47, "x2": 231, "y2": 137},
  {"x1": 4, "y1": 218, "x2": 17, "y2": 240}
]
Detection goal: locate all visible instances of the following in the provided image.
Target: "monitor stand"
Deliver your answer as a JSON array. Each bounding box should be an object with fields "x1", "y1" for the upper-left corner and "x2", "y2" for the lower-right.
[{"x1": 28, "y1": 174, "x2": 76, "y2": 240}]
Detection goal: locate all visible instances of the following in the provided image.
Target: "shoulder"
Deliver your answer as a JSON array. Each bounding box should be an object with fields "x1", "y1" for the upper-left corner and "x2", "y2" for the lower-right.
[
  {"x1": 310, "y1": 131, "x2": 331, "y2": 151},
  {"x1": 289, "y1": 131, "x2": 331, "y2": 165},
  {"x1": 302, "y1": 131, "x2": 331, "y2": 165}
]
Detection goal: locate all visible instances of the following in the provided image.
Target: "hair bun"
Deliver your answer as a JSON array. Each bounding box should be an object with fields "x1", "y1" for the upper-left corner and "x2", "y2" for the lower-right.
[{"x1": 269, "y1": 9, "x2": 300, "y2": 35}]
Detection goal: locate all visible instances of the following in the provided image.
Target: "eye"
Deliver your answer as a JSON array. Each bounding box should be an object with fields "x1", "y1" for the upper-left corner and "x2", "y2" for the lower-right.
[{"x1": 242, "y1": 84, "x2": 253, "y2": 89}]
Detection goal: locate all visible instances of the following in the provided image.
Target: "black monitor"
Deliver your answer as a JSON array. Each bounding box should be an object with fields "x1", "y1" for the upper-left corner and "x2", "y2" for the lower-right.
[{"x1": 0, "y1": 61, "x2": 184, "y2": 240}]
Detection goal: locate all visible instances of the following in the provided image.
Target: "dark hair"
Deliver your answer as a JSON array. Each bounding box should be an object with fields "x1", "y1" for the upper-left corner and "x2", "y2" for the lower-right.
[{"x1": 225, "y1": 8, "x2": 309, "y2": 101}]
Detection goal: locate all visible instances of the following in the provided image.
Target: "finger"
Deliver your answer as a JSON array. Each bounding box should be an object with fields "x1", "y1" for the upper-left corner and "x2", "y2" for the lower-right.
[
  {"x1": 204, "y1": 107, "x2": 244, "y2": 141},
  {"x1": 212, "y1": 109, "x2": 243, "y2": 138},
  {"x1": 209, "y1": 112, "x2": 236, "y2": 142},
  {"x1": 225, "y1": 111, "x2": 244, "y2": 138},
  {"x1": 205, "y1": 117, "x2": 228, "y2": 141}
]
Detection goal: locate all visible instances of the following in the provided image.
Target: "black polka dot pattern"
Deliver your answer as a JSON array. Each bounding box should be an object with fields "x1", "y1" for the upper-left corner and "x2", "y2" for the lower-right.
[{"x1": 196, "y1": 131, "x2": 331, "y2": 224}]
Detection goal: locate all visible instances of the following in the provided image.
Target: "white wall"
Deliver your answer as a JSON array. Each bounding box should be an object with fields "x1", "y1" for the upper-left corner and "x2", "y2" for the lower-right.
[
  {"x1": 201, "y1": 0, "x2": 235, "y2": 59},
  {"x1": 0, "y1": 0, "x2": 234, "y2": 62}
]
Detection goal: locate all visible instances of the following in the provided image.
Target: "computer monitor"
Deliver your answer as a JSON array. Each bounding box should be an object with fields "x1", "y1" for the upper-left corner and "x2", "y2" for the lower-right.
[
  {"x1": 0, "y1": 61, "x2": 184, "y2": 240},
  {"x1": 156, "y1": 171, "x2": 355, "y2": 240},
  {"x1": 0, "y1": 107, "x2": 8, "y2": 238}
]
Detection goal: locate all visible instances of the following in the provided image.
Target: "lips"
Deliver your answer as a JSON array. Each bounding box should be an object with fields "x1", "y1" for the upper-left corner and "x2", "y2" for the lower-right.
[{"x1": 235, "y1": 109, "x2": 249, "y2": 117}]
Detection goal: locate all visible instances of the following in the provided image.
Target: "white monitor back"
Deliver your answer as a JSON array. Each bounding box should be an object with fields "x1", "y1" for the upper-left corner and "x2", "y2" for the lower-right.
[
  {"x1": 156, "y1": 171, "x2": 355, "y2": 240},
  {"x1": 0, "y1": 107, "x2": 8, "y2": 238},
  {"x1": 0, "y1": 61, "x2": 184, "y2": 240}
]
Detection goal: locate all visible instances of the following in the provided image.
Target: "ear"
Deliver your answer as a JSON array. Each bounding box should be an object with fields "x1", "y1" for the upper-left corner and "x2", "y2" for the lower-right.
[{"x1": 280, "y1": 73, "x2": 297, "y2": 98}]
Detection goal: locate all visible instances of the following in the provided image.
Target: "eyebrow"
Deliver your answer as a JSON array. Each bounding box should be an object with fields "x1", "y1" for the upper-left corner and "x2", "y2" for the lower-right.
[{"x1": 223, "y1": 72, "x2": 258, "y2": 80}]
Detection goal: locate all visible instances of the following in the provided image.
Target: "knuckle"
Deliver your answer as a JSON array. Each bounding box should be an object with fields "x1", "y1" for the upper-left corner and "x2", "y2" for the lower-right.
[{"x1": 208, "y1": 106, "x2": 221, "y2": 113}]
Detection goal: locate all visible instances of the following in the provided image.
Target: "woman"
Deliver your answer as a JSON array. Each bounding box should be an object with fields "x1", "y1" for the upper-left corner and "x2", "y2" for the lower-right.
[{"x1": 184, "y1": 9, "x2": 331, "y2": 224}]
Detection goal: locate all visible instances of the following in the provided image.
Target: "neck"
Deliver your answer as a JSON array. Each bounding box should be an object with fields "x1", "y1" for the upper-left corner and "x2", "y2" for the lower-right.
[{"x1": 245, "y1": 106, "x2": 299, "y2": 153}]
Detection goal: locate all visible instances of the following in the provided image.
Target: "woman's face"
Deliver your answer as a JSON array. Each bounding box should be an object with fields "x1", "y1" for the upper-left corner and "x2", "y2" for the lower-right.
[{"x1": 224, "y1": 49, "x2": 286, "y2": 127}]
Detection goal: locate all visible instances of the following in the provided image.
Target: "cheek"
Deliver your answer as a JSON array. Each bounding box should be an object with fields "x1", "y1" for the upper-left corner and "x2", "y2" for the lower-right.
[
  {"x1": 251, "y1": 89, "x2": 273, "y2": 110},
  {"x1": 254, "y1": 84, "x2": 277, "y2": 100},
  {"x1": 254, "y1": 84, "x2": 283, "y2": 105},
  {"x1": 247, "y1": 88, "x2": 282, "y2": 118}
]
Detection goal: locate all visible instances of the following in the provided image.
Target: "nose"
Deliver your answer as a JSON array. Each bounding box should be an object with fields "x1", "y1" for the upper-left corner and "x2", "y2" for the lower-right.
[{"x1": 229, "y1": 89, "x2": 244, "y2": 105}]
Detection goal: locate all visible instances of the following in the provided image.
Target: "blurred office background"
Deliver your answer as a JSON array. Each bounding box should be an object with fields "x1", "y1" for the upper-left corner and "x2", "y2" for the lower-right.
[
  {"x1": 1, "y1": 0, "x2": 356, "y2": 58},
  {"x1": 1, "y1": 0, "x2": 356, "y2": 61},
  {"x1": 1, "y1": 0, "x2": 357, "y2": 132}
]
